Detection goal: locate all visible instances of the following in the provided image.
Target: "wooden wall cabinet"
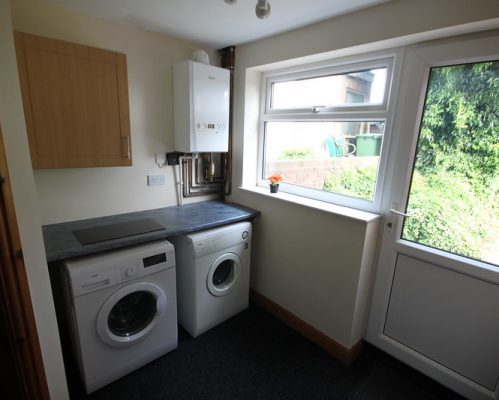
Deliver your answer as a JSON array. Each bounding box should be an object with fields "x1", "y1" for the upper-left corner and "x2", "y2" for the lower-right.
[{"x1": 14, "y1": 32, "x2": 132, "y2": 169}]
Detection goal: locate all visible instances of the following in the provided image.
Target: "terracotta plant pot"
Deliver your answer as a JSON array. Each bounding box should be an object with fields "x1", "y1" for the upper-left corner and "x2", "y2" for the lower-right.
[{"x1": 270, "y1": 184, "x2": 279, "y2": 193}]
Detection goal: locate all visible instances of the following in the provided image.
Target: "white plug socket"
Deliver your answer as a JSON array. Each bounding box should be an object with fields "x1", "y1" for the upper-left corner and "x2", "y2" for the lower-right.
[{"x1": 147, "y1": 174, "x2": 165, "y2": 186}]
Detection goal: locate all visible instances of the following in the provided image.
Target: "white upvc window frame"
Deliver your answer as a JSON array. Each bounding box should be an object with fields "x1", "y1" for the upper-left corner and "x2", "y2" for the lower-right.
[{"x1": 257, "y1": 52, "x2": 401, "y2": 213}]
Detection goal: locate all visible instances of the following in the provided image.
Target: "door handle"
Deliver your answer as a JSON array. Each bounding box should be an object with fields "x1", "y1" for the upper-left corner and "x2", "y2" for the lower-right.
[{"x1": 389, "y1": 208, "x2": 415, "y2": 217}]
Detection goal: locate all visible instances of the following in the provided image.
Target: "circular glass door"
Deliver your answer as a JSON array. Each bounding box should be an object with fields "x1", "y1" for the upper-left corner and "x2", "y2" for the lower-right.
[
  {"x1": 206, "y1": 253, "x2": 241, "y2": 296},
  {"x1": 96, "y1": 282, "x2": 167, "y2": 347},
  {"x1": 108, "y1": 291, "x2": 156, "y2": 337}
]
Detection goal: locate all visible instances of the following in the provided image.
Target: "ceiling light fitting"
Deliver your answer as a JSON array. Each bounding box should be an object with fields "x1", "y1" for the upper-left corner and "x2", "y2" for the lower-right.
[
  {"x1": 255, "y1": 0, "x2": 271, "y2": 19},
  {"x1": 224, "y1": 0, "x2": 271, "y2": 20}
]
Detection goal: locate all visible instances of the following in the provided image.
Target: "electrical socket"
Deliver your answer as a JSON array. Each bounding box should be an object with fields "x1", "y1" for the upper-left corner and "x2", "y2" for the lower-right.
[{"x1": 147, "y1": 174, "x2": 165, "y2": 186}]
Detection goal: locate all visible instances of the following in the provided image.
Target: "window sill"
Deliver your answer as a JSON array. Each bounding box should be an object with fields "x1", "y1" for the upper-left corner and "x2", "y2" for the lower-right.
[{"x1": 238, "y1": 186, "x2": 381, "y2": 223}]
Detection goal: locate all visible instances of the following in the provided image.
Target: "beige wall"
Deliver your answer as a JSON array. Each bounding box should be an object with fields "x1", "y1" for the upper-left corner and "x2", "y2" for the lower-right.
[
  {"x1": 230, "y1": 0, "x2": 499, "y2": 348},
  {"x1": 0, "y1": 0, "x2": 69, "y2": 398},
  {"x1": 10, "y1": 0, "x2": 220, "y2": 225}
]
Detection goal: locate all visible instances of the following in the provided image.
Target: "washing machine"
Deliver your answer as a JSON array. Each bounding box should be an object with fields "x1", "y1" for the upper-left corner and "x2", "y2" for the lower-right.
[
  {"x1": 170, "y1": 222, "x2": 252, "y2": 337},
  {"x1": 62, "y1": 240, "x2": 177, "y2": 394}
]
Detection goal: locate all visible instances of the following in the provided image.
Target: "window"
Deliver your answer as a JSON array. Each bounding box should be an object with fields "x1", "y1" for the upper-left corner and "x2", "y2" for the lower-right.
[{"x1": 258, "y1": 57, "x2": 396, "y2": 212}]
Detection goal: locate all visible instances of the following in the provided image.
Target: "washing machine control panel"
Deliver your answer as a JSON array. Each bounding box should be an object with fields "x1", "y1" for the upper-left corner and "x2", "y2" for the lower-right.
[
  {"x1": 65, "y1": 240, "x2": 176, "y2": 297},
  {"x1": 191, "y1": 226, "x2": 252, "y2": 257}
]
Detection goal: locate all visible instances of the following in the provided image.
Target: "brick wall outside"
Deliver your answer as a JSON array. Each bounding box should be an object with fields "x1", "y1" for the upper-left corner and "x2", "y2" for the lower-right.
[
  {"x1": 267, "y1": 159, "x2": 332, "y2": 189},
  {"x1": 267, "y1": 157, "x2": 379, "y2": 190}
]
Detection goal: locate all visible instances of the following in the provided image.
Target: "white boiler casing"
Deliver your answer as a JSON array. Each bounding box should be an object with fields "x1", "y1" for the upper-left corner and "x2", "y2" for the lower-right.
[{"x1": 173, "y1": 60, "x2": 230, "y2": 153}]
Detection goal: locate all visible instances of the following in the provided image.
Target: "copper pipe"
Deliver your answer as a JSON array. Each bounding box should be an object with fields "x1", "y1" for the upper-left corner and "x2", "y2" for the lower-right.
[{"x1": 219, "y1": 46, "x2": 235, "y2": 197}]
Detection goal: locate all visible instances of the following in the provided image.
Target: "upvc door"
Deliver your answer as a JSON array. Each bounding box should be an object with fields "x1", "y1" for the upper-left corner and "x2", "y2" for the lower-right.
[{"x1": 367, "y1": 32, "x2": 499, "y2": 400}]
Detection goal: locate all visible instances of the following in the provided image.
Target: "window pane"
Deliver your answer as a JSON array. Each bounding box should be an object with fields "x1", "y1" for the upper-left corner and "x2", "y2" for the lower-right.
[
  {"x1": 401, "y1": 61, "x2": 499, "y2": 266},
  {"x1": 264, "y1": 121, "x2": 385, "y2": 202},
  {"x1": 271, "y1": 68, "x2": 387, "y2": 110}
]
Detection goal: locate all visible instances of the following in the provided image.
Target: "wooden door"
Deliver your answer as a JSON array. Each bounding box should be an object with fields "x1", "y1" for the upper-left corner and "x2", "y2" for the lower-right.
[
  {"x1": 0, "y1": 286, "x2": 25, "y2": 400},
  {"x1": 0, "y1": 123, "x2": 50, "y2": 400},
  {"x1": 14, "y1": 32, "x2": 132, "y2": 168}
]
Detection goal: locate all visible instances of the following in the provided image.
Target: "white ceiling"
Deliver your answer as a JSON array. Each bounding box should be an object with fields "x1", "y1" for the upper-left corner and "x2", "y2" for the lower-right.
[{"x1": 48, "y1": 0, "x2": 391, "y2": 48}]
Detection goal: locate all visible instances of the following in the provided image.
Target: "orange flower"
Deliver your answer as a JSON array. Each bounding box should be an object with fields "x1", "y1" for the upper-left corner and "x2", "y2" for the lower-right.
[{"x1": 267, "y1": 173, "x2": 283, "y2": 186}]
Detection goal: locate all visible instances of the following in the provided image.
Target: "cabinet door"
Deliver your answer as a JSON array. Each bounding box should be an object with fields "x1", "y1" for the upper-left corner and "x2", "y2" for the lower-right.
[{"x1": 14, "y1": 32, "x2": 132, "y2": 168}]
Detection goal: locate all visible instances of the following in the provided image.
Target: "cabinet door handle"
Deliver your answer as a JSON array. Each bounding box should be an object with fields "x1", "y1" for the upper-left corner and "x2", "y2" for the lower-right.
[{"x1": 121, "y1": 136, "x2": 130, "y2": 159}]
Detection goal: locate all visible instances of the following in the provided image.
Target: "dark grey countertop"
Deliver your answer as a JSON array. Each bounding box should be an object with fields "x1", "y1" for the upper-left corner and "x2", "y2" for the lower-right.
[{"x1": 43, "y1": 200, "x2": 259, "y2": 262}]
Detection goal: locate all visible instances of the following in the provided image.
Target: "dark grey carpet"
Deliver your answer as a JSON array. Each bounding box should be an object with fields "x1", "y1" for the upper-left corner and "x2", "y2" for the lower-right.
[{"x1": 67, "y1": 304, "x2": 464, "y2": 400}]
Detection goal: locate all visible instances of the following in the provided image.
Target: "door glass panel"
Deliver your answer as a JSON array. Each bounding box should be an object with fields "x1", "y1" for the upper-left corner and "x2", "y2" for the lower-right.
[
  {"x1": 108, "y1": 291, "x2": 156, "y2": 337},
  {"x1": 402, "y1": 61, "x2": 499, "y2": 266}
]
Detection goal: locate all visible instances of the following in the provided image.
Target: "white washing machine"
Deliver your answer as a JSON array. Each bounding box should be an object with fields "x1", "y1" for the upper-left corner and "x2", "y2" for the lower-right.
[
  {"x1": 170, "y1": 222, "x2": 252, "y2": 337},
  {"x1": 62, "y1": 240, "x2": 177, "y2": 394}
]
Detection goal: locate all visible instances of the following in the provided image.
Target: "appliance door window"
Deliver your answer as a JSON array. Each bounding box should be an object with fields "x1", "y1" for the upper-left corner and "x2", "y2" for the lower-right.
[
  {"x1": 108, "y1": 291, "x2": 157, "y2": 337},
  {"x1": 207, "y1": 253, "x2": 241, "y2": 296},
  {"x1": 97, "y1": 282, "x2": 167, "y2": 347}
]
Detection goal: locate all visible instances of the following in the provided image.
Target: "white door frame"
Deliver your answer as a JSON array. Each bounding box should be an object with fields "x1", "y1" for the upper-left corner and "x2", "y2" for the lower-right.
[{"x1": 367, "y1": 31, "x2": 499, "y2": 400}]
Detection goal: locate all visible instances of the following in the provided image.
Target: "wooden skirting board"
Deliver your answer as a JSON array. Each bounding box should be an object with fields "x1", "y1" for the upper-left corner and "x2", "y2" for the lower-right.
[{"x1": 250, "y1": 289, "x2": 363, "y2": 365}]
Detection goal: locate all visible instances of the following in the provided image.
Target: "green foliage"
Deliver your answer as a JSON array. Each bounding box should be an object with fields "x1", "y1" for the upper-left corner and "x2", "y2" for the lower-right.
[
  {"x1": 417, "y1": 61, "x2": 499, "y2": 186},
  {"x1": 402, "y1": 170, "x2": 497, "y2": 258},
  {"x1": 323, "y1": 166, "x2": 376, "y2": 201},
  {"x1": 403, "y1": 60, "x2": 498, "y2": 260},
  {"x1": 279, "y1": 148, "x2": 313, "y2": 160}
]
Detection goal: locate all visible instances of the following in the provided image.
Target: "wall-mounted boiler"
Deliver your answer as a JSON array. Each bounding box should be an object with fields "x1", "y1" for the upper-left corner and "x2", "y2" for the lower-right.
[{"x1": 173, "y1": 60, "x2": 230, "y2": 153}]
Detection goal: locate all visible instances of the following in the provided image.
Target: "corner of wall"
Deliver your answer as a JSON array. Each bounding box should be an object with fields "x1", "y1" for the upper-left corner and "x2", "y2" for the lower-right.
[{"x1": 349, "y1": 218, "x2": 382, "y2": 347}]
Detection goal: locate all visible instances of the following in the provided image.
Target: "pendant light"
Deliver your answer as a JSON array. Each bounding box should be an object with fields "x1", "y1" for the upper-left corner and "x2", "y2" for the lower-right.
[
  {"x1": 223, "y1": 0, "x2": 271, "y2": 19},
  {"x1": 255, "y1": 0, "x2": 271, "y2": 19}
]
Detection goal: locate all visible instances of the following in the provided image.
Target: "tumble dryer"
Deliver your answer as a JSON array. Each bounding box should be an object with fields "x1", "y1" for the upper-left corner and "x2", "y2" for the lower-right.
[
  {"x1": 62, "y1": 240, "x2": 177, "y2": 393},
  {"x1": 170, "y1": 222, "x2": 252, "y2": 337}
]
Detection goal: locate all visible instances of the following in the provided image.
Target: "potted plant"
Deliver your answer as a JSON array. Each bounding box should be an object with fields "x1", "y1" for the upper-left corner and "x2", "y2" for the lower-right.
[{"x1": 267, "y1": 173, "x2": 283, "y2": 193}]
